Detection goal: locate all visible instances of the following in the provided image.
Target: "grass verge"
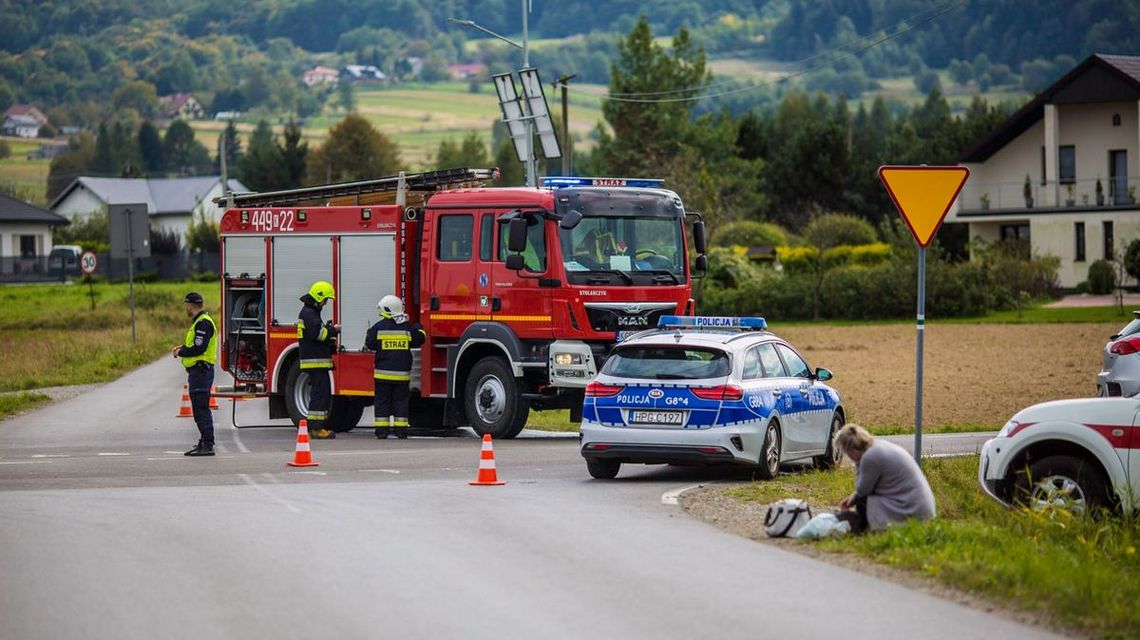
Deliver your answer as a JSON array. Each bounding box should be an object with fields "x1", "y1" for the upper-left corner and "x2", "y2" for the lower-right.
[
  {"x1": 0, "y1": 281, "x2": 220, "y2": 392},
  {"x1": 0, "y1": 392, "x2": 51, "y2": 420},
  {"x1": 723, "y1": 456, "x2": 1140, "y2": 638}
]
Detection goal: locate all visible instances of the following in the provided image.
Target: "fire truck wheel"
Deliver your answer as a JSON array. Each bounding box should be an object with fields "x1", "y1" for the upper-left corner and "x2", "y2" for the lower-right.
[
  {"x1": 464, "y1": 357, "x2": 529, "y2": 439},
  {"x1": 283, "y1": 361, "x2": 310, "y2": 426},
  {"x1": 327, "y1": 397, "x2": 365, "y2": 432}
]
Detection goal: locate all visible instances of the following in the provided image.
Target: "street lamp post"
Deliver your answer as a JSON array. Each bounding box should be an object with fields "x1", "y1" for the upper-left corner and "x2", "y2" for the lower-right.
[{"x1": 448, "y1": 2, "x2": 536, "y2": 187}]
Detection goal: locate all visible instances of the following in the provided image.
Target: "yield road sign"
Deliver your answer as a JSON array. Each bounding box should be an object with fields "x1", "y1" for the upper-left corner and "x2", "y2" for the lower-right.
[
  {"x1": 878, "y1": 166, "x2": 969, "y2": 247},
  {"x1": 80, "y1": 251, "x2": 97, "y2": 274}
]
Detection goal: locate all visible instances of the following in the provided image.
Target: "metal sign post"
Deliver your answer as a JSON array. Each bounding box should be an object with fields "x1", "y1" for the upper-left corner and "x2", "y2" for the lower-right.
[
  {"x1": 109, "y1": 203, "x2": 150, "y2": 346},
  {"x1": 878, "y1": 166, "x2": 969, "y2": 465},
  {"x1": 80, "y1": 251, "x2": 98, "y2": 310}
]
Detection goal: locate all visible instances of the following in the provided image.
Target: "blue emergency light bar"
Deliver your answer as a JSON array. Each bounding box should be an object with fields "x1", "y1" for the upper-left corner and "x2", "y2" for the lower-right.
[
  {"x1": 657, "y1": 316, "x2": 768, "y2": 331},
  {"x1": 542, "y1": 176, "x2": 664, "y2": 188}
]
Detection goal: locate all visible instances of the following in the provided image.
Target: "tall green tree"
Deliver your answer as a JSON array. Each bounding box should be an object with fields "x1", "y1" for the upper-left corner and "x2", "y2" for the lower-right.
[
  {"x1": 138, "y1": 120, "x2": 164, "y2": 174},
  {"x1": 433, "y1": 131, "x2": 489, "y2": 169},
  {"x1": 278, "y1": 119, "x2": 308, "y2": 188},
  {"x1": 306, "y1": 113, "x2": 400, "y2": 183},
  {"x1": 238, "y1": 120, "x2": 286, "y2": 191},
  {"x1": 47, "y1": 131, "x2": 96, "y2": 201},
  {"x1": 598, "y1": 17, "x2": 710, "y2": 176},
  {"x1": 163, "y1": 120, "x2": 211, "y2": 176},
  {"x1": 215, "y1": 119, "x2": 243, "y2": 174}
]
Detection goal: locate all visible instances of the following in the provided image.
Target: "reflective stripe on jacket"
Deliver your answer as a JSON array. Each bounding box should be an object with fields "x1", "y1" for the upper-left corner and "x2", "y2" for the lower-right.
[
  {"x1": 297, "y1": 301, "x2": 335, "y2": 369},
  {"x1": 364, "y1": 318, "x2": 425, "y2": 379}
]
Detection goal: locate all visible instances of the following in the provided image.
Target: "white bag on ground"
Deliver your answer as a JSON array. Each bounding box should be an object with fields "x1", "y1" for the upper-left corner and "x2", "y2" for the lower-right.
[
  {"x1": 763, "y1": 499, "x2": 813, "y2": 538},
  {"x1": 795, "y1": 513, "x2": 852, "y2": 540}
]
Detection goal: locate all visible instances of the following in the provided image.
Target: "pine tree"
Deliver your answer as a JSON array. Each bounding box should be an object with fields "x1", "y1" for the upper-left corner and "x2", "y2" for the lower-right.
[
  {"x1": 278, "y1": 119, "x2": 308, "y2": 188},
  {"x1": 138, "y1": 121, "x2": 165, "y2": 174},
  {"x1": 238, "y1": 120, "x2": 286, "y2": 191}
]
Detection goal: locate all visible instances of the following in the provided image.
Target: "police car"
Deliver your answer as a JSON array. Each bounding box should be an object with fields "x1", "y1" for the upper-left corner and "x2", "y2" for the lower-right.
[{"x1": 579, "y1": 316, "x2": 846, "y2": 480}]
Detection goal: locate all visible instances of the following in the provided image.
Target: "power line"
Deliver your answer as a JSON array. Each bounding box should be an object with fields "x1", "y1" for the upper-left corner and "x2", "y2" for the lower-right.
[{"x1": 563, "y1": 0, "x2": 968, "y2": 104}]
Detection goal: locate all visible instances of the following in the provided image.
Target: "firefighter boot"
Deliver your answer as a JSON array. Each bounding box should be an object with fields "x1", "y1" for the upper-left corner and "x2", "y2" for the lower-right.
[
  {"x1": 395, "y1": 427, "x2": 408, "y2": 440},
  {"x1": 374, "y1": 427, "x2": 390, "y2": 439},
  {"x1": 310, "y1": 428, "x2": 336, "y2": 439}
]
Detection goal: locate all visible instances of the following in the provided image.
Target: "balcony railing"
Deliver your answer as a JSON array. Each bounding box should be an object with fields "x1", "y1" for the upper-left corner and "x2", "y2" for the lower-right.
[{"x1": 959, "y1": 176, "x2": 1140, "y2": 213}]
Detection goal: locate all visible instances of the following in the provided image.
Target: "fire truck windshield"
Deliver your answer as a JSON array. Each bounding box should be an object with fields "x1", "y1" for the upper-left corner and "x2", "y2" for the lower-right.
[{"x1": 559, "y1": 215, "x2": 686, "y2": 285}]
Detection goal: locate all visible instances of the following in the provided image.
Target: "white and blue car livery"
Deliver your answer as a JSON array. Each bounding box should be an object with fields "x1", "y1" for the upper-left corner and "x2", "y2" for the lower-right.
[{"x1": 579, "y1": 316, "x2": 846, "y2": 480}]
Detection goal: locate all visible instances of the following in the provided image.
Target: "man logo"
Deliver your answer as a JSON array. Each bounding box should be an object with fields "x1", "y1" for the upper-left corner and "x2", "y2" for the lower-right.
[
  {"x1": 623, "y1": 303, "x2": 643, "y2": 314},
  {"x1": 648, "y1": 389, "x2": 664, "y2": 399}
]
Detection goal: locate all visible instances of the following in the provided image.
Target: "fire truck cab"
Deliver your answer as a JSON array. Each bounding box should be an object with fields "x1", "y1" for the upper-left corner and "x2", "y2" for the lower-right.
[{"x1": 216, "y1": 169, "x2": 707, "y2": 438}]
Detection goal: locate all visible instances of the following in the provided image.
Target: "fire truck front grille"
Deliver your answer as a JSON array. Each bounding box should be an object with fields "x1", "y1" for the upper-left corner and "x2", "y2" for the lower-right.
[{"x1": 583, "y1": 302, "x2": 678, "y2": 333}]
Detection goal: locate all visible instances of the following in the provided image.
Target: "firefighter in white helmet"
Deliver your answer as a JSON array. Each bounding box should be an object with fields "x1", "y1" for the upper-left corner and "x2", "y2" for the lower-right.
[{"x1": 364, "y1": 295, "x2": 426, "y2": 439}]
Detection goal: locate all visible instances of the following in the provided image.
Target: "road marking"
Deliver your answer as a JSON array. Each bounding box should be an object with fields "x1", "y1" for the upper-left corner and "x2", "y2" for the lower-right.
[
  {"x1": 325, "y1": 451, "x2": 390, "y2": 456},
  {"x1": 0, "y1": 460, "x2": 52, "y2": 465},
  {"x1": 239, "y1": 473, "x2": 301, "y2": 514},
  {"x1": 359, "y1": 469, "x2": 401, "y2": 474},
  {"x1": 165, "y1": 451, "x2": 184, "y2": 455},
  {"x1": 97, "y1": 452, "x2": 131, "y2": 456},
  {"x1": 31, "y1": 454, "x2": 69, "y2": 458},
  {"x1": 661, "y1": 483, "x2": 709, "y2": 506},
  {"x1": 230, "y1": 427, "x2": 250, "y2": 454},
  {"x1": 291, "y1": 471, "x2": 327, "y2": 476}
]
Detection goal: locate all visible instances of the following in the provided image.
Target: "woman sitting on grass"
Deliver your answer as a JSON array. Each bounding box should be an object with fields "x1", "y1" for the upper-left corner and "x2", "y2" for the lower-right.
[{"x1": 835, "y1": 424, "x2": 936, "y2": 533}]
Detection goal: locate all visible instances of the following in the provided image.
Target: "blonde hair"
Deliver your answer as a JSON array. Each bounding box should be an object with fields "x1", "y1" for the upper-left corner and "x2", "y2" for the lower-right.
[{"x1": 834, "y1": 423, "x2": 874, "y2": 456}]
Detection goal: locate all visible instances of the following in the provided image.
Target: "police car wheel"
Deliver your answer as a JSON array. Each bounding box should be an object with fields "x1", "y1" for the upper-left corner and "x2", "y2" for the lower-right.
[
  {"x1": 586, "y1": 459, "x2": 621, "y2": 480},
  {"x1": 1013, "y1": 455, "x2": 1110, "y2": 513},
  {"x1": 464, "y1": 357, "x2": 529, "y2": 439},
  {"x1": 813, "y1": 413, "x2": 844, "y2": 470},
  {"x1": 755, "y1": 421, "x2": 781, "y2": 480}
]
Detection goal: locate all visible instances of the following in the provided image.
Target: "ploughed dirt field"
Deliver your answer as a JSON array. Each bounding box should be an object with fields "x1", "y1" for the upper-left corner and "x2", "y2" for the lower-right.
[{"x1": 775, "y1": 322, "x2": 1117, "y2": 429}]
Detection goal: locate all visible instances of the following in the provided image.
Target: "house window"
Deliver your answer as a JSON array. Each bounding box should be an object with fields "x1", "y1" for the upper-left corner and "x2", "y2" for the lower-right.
[
  {"x1": 437, "y1": 214, "x2": 473, "y2": 262},
  {"x1": 19, "y1": 235, "x2": 36, "y2": 258},
  {"x1": 1113, "y1": 113, "x2": 1121, "y2": 127},
  {"x1": 1074, "y1": 222, "x2": 1085, "y2": 262},
  {"x1": 1040, "y1": 146, "x2": 1046, "y2": 185},
  {"x1": 1104, "y1": 220, "x2": 1114, "y2": 260},
  {"x1": 1058, "y1": 145, "x2": 1075, "y2": 184}
]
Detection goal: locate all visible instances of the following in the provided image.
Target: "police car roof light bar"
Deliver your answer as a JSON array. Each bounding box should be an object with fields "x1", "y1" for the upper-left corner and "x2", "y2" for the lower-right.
[
  {"x1": 657, "y1": 316, "x2": 768, "y2": 331},
  {"x1": 542, "y1": 177, "x2": 664, "y2": 189}
]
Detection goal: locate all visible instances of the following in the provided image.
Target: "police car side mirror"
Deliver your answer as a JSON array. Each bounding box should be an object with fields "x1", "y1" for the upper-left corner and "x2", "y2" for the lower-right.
[
  {"x1": 814, "y1": 367, "x2": 833, "y2": 382},
  {"x1": 507, "y1": 218, "x2": 528, "y2": 253},
  {"x1": 505, "y1": 254, "x2": 526, "y2": 271},
  {"x1": 559, "y1": 209, "x2": 583, "y2": 230}
]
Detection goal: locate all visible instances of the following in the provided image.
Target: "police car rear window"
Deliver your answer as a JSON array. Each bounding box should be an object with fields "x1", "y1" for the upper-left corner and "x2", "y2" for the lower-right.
[{"x1": 603, "y1": 346, "x2": 729, "y2": 380}]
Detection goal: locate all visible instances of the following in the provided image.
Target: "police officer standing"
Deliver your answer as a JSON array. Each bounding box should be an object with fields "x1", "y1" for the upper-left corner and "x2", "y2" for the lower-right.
[
  {"x1": 171, "y1": 292, "x2": 217, "y2": 456},
  {"x1": 298, "y1": 281, "x2": 338, "y2": 439},
  {"x1": 365, "y1": 295, "x2": 425, "y2": 439}
]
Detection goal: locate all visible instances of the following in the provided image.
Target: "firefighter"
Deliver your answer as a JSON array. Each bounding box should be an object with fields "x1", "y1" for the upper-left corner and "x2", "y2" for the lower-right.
[
  {"x1": 298, "y1": 281, "x2": 339, "y2": 439},
  {"x1": 364, "y1": 295, "x2": 425, "y2": 439},
  {"x1": 170, "y1": 292, "x2": 217, "y2": 456}
]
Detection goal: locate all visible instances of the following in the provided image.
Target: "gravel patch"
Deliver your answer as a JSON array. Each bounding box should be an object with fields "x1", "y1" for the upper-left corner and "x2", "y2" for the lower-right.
[{"x1": 681, "y1": 485, "x2": 1084, "y2": 638}]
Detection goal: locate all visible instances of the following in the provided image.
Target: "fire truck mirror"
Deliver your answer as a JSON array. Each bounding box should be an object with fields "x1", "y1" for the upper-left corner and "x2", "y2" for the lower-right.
[
  {"x1": 505, "y1": 253, "x2": 526, "y2": 271},
  {"x1": 694, "y1": 254, "x2": 708, "y2": 274},
  {"x1": 559, "y1": 209, "x2": 583, "y2": 230},
  {"x1": 507, "y1": 218, "x2": 528, "y2": 253},
  {"x1": 692, "y1": 219, "x2": 708, "y2": 255}
]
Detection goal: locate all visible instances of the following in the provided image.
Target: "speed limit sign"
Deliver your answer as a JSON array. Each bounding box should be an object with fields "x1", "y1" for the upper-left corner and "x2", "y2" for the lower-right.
[{"x1": 80, "y1": 251, "x2": 98, "y2": 275}]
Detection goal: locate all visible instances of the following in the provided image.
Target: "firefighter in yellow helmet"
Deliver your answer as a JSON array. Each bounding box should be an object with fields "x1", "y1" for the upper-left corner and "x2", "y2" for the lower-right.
[
  {"x1": 297, "y1": 281, "x2": 338, "y2": 439},
  {"x1": 364, "y1": 295, "x2": 425, "y2": 439}
]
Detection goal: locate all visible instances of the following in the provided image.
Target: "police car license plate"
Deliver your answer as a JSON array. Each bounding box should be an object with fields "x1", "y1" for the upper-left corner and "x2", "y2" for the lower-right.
[
  {"x1": 616, "y1": 331, "x2": 637, "y2": 342},
  {"x1": 629, "y1": 410, "x2": 684, "y2": 426}
]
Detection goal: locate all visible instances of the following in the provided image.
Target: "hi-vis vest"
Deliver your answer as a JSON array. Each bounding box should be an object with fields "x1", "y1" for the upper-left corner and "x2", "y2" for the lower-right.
[{"x1": 182, "y1": 313, "x2": 218, "y2": 367}]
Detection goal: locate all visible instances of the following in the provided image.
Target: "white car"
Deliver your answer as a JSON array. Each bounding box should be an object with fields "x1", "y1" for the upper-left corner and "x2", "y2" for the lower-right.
[
  {"x1": 579, "y1": 316, "x2": 846, "y2": 480},
  {"x1": 1097, "y1": 311, "x2": 1140, "y2": 397},
  {"x1": 979, "y1": 397, "x2": 1140, "y2": 512}
]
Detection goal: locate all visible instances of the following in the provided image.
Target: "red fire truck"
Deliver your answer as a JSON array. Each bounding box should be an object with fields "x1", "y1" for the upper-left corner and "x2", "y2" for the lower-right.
[{"x1": 215, "y1": 168, "x2": 708, "y2": 438}]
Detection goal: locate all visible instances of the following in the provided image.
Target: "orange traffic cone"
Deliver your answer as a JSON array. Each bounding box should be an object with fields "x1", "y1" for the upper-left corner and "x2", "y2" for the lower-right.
[
  {"x1": 469, "y1": 433, "x2": 505, "y2": 486},
  {"x1": 176, "y1": 384, "x2": 194, "y2": 418},
  {"x1": 287, "y1": 419, "x2": 320, "y2": 467},
  {"x1": 209, "y1": 386, "x2": 220, "y2": 410}
]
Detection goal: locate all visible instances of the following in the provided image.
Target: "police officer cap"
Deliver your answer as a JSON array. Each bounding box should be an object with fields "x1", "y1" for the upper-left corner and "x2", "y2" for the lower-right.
[{"x1": 184, "y1": 292, "x2": 204, "y2": 304}]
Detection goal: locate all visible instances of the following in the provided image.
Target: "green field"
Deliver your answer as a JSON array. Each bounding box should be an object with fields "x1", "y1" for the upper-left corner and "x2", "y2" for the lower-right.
[
  {"x1": 0, "y1": 137, "x2": 57, "y2": 204},
  {"x1": 720, "y1": 456, "x2": 1140, "y2": 638}
]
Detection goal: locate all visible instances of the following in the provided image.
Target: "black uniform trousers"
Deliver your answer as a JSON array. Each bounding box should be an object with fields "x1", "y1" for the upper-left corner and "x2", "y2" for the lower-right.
[
  {"x1": 374, "y1": 380, "x2": 410, "y2": 431},
  {"x1": 187, "y1": 363, "x2": 215, "y2": 447},
  {"x1": 308, "y1": 368, "x2": 332, "y2": 431}
]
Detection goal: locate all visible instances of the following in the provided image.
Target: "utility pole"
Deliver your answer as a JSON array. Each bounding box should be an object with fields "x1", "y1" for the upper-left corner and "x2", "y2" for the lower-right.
[
  {"x1": 555, "y1": 74, "x2": 576, "y2": 176},
  {"x1": 520, "y1": 0, "x2": 535, "y2": 187}
]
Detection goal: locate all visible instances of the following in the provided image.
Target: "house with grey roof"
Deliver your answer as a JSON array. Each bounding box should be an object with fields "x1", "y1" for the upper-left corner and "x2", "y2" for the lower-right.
[
  {"x1": 949, "y1": 53, "x2": 1140, "y2": 288},
  {"x1": 0, "y1": 191, "x2": 68, "y2": 276},
  {"x1": 50, "y1": 176, "x2": 248, "y2": 243}
]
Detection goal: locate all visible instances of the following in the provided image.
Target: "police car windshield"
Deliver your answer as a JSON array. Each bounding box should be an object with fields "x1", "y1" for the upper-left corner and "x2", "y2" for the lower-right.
[
  {"x1": 603, "y1": 346, "x2": 729, "y2": 380},
  {"x1": 560, "y1": 216, "x2": 685, "y2": 285}
]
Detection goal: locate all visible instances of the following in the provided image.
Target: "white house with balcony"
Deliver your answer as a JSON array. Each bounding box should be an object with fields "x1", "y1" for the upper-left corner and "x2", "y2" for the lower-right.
[{"x1": 949, "y1": 53, "x2": 1140, "y2": 289}]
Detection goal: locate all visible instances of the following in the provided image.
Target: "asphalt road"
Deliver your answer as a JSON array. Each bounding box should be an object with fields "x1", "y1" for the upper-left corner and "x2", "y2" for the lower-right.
[{"x1": 0, "y1": 358, "x2": 1057, "y2": 640}]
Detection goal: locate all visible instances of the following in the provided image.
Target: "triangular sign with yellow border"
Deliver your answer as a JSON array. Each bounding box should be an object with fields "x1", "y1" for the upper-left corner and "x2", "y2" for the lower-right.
[{"x1": 878, "y1": 165, "x2": 970, "y2": 247}]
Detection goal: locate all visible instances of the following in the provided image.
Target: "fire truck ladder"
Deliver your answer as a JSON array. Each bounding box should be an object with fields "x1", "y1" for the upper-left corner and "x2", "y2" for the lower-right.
[{"x1": 213, "y1": 167, "x2": 500, "y2": 208}]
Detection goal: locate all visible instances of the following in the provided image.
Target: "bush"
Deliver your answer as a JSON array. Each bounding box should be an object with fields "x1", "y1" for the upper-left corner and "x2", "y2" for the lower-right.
[
  {"x1": 149, "y1": 227, "x2": 182, "y2": 255},
  {"x1": 1087, "y1": 259, "x2": 1117, "y2": 295},
  {"x1": 711, "y1": 221, "x2": 788, "y2": 248},
  {"x1": 1124, "y1": 239, "x2": 1140, "y2": 283},
  {"x1": 803, "y1": 213, "x2": 877, "y2": 250},
  {"x1": 0, "y1": 140, "x2": 9, "y2": 159},
  {"x1": 186, "y1": 212, "x2": 220, "y2": 254},
  {"x1": 704, "y1": 247, "x2": 762, "y2": 289},
  {"x1": 776, "y1": 245, "x2": 818, "y2": 275},
  {"x1": 823, "y1": 242, "x2": 892, "y2": 269},
  {"x1": 189, "y1": 271, "x2": 218, "y2": 283}
]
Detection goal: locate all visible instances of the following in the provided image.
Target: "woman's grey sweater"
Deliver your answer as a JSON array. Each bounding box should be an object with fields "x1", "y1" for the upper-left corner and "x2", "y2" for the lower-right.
[{"x1": 854, "y1": 440, "x2": 936, "y2": 531}]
